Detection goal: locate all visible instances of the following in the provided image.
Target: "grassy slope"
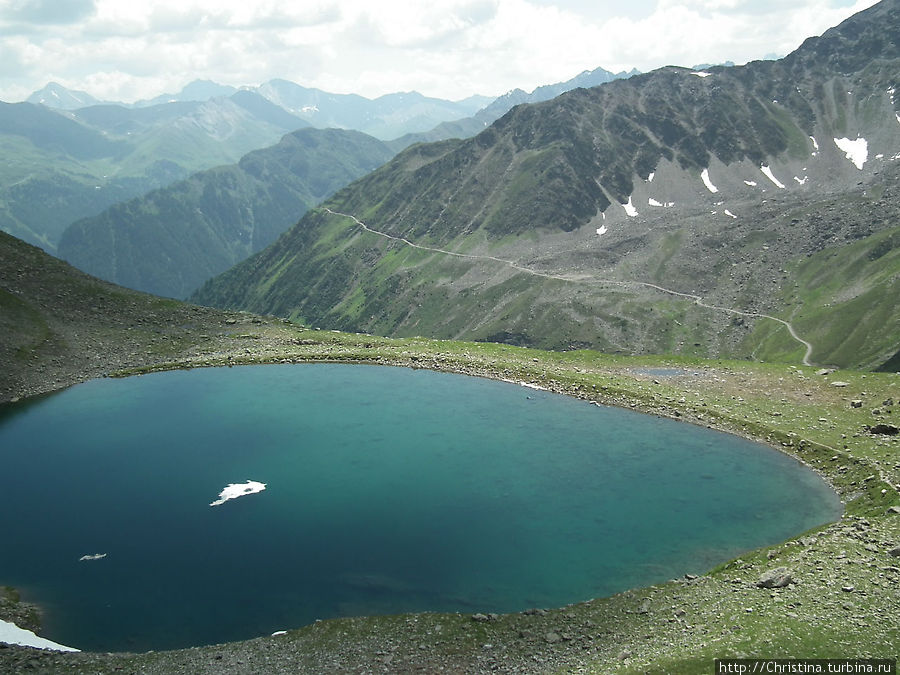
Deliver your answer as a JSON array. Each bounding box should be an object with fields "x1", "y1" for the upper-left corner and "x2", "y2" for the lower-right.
[{"x1": 745, "y1": 225, "x2": 900, "y2": 369}]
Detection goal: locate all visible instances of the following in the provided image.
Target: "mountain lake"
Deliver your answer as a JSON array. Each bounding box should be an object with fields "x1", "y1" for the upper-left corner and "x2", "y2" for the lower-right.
[{"x1": 0, "y1": 363, "x2": 842, "y2": 652}]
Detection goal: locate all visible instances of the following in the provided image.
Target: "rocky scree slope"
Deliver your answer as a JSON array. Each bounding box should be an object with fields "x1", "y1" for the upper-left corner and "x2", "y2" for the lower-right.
[{"x1": 192, "y1": 0, "x2": 900, "y2": 370}]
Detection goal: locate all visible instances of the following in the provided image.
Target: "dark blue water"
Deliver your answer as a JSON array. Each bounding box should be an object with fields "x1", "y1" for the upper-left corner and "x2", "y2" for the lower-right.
[{"x1": 0, "y1": 364, "x2": 841, "y2": 652}]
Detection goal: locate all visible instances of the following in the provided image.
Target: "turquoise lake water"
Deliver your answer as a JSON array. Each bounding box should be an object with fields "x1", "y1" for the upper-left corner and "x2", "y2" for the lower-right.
[{"x1": 0, "y1": 364, "x2": 841, "y2": 652}]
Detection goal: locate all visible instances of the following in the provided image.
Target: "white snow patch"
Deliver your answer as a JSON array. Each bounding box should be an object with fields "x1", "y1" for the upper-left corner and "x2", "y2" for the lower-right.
[
  {"x1": 794, "y1": 176, "x2": 808, "y2": 185},
  {"x1": 760, "y1": 165, "x2": 786, "y2": 189},
  {"x1": 692, "y1": 71, "x2": 712, "y2": 78},
  {"x1": 503, "y1": 379, "x2": 548, "y2": 391},
  {"x1": 210, "y1": 480, "x2": 267, "y2": 507},
  {"x1": 1, "y1": 619, "x2": 79, "y2": 652},
  {"x1": 833, "y1": 137, "x2": 868, "y2": 170},
  {"x1": 743, "y1": 180, "x2": 758, "y2": 187},
  {"x1": 623, "y1": 196, "x2": 638, "y2": 217},
  {"x1": 876, "y1": 154, "x2": 884, "y2": 159},
  {"x1": 895, "y1": 113, "x2": 900, "y2": 126},
  {"x1": 647, "y1": 172, "x2": 655, "y2": 182},
  {"x1": 700, "y1": 168, "x2": 718, "y2": 193},
  {"x1": 809, "y1": 136, "x2": 819, "y2": 153},
  {"x1": 272, "y1": 631, "x2": 288, "y2": 637},
  {"x1": 596, "y1": 225, "x2": 608, "y2": 236},
  {"x1": 301, "y1": 105, "x2": 319, "y2": 114},
  {"x1": 79, "y1": 553, "x2": 107, "y2": 561},
  {"x1": 724, "y1": 210, "x2": 737, "y2": 219},
  {"x1": 648, "y1": 198, "x2": 662, "y2": 207}
]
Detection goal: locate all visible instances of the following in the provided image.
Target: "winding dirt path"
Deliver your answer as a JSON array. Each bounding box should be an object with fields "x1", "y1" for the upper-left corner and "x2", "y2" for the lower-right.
[{"x1": 324, "y1": 208, "x2": 815, "y2": 366}]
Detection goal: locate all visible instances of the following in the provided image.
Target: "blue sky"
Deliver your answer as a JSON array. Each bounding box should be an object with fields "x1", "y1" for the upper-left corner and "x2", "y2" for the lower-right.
[{"x1": 0, "y1": 0, "x2": 881, "y2": 103}]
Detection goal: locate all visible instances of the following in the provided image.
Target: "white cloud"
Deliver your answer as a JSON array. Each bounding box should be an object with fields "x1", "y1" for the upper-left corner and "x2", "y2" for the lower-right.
[{"x1": 0, "y1": 0, "x2": 884, "y2": 104}]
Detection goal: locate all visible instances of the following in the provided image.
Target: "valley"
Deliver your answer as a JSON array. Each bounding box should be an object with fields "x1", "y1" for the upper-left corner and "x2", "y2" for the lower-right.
[{"x1": 1, "y1": 0, "x2": 899, "y2": 672}]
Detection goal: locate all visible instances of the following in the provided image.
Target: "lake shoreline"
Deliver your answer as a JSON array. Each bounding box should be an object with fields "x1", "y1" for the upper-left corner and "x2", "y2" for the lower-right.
[{"x1": 2, "y1": 319, "x2": 898, "y2": 673}]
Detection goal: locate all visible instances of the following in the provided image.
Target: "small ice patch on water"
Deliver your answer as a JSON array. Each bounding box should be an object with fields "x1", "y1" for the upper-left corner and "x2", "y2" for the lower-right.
[
  {"x1": 833, "y1": 137, "x2": 868, "y2": 170},
  {"x1": 210, "y1": 480, "x2": 267, "y2": 507},
  {"x1": 79, "y1": 553, "x2": 107, "y2": 561}
]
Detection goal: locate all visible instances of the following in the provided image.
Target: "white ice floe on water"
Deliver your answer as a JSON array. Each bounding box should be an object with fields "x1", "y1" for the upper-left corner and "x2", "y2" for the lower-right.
[
  {"x1": 623, "y1": 196, "x2": 638, "y2": 217},
  {"x1": 760, "y1": 165, "x2": 786, "y2": 189},
  {"x1": 79, "y1": 553, "x2": 107, "y2": 561},
  {"x1": 210, "y1": 480, "x2": 267, "y2": 507},
  {"x1": 700, "y1": 168, "x2": 718, "y2": 193},
  {"x1": 596, "y1": 225, "x2": 608, "y2": 236},
  {"x1": 0, "y1": 619, "x2": 80, "y2": 652},
  {"x1": 833, "y1": 137, "x2": 868, "y2": 170}
]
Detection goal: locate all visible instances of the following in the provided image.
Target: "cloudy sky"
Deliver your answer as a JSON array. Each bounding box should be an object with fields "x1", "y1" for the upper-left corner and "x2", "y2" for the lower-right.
[{"x1": 0, "y1": 0, "x2": 881, "y2": 104}]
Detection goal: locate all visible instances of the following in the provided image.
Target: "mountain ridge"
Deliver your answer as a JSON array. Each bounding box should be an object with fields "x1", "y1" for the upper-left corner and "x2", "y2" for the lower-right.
[
  {"x1": 57, "y1": 127, "x2": 396, "y2": 299},
  {"x1": 192, "y1": 0, "x2": 900, "y2": 370}
]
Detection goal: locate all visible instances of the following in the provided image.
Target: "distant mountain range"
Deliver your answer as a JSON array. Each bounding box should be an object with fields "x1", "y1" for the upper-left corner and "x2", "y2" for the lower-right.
[
  {"x1": 0, "y1": 92, "x2": 307, "y2": 251},
  {"x1": 4, "y1": 66, "x2": 638, "y2": 293},
  {"x1": 192, "y1": 0, "x2": 900, "y2": 370},
  {"x1": 58, "y1": 128, "x2": 395, "y2": 299}
]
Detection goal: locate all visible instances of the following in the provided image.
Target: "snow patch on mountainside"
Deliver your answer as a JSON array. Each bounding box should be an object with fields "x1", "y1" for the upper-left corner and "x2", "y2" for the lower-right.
[
  {"x1": 701, "y1": 168, "x2": 718, "y2": 193},
  {"x1": 760, "y1": 165, "x2": 786, "y2": 189},
  {"x1": 833, "y1": 137, "x2": 868, "y2": 169},
  {"x1": 623, "y1": 196, "x2": 638, "y2": 217}
]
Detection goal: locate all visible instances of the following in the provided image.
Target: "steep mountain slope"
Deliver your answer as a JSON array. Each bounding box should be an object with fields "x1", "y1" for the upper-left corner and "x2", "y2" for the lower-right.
[
  {"x1": 26, "y1": 82, "x2": 106, "y2": 109},
  {"x1": 0, "y1": 96, "x2": 306, "y2": 252},
  {"x1": 0, "y1": 230, "x2": 240, "y2": 403},
  {"x1": 57, "y1": 128, "x2": 395, "y2": 299},
  {"x1": 193, "y1": 0, "x2": 900, "y2": 370}
]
